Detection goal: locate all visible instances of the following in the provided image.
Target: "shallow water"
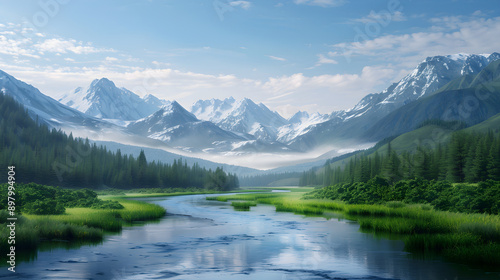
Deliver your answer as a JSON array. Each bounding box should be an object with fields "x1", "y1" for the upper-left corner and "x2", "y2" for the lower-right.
[{"x1": 1, "y1": 194, "x2": 499, "y2": 280}]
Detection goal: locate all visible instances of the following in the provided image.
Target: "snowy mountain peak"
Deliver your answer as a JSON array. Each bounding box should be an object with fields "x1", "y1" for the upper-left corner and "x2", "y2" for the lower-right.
[
  {"x1": 90, "y1": 77, "x2": 115, "y2": 88},
  {"x1": 487, "y1": 52, "x2": 500, "y2": 62},
  {"x1": 384, "y1": 53, "x2": 499, "y2": 103},
  {"x1": 160, "y1": 100, "x2": 188, "y2": 114},
  {"x1": 288, "y1": 111, "x2": 310, "y2": 124},
  {"x1": 190, "y1": 97, "x2": 287, "y2": 141},
  {"x1": 443, "y1": 53, "x2": 472, "y2": 61},
  {"x1": 142, "y1": 94, "x2": 168, "y2": 108},
  {"x1": 59, "y1": 78, "x2": 160, "y2": 121},
  {"x1": 128, "y1": 101, "x2": 198, "y2": 135},
  {"x1": 277, "y1": 111, "x2": 329, "y2": 143}
]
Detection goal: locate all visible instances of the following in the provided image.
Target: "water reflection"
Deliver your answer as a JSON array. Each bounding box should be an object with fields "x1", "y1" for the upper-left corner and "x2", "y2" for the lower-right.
[{"x1": 0, "y1": 194, "x2": 498, "y2": 280}]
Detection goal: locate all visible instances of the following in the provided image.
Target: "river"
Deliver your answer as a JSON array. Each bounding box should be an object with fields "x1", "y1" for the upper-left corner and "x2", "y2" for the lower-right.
[{"x1": 1, "y1": 194, "x2": 499, "y2": 280}]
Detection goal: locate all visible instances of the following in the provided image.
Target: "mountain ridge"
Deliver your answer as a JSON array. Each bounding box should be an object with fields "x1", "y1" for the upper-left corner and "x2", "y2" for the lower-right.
[{"x1": 287, "y1": 52, "x2": 500, "y2": 151}]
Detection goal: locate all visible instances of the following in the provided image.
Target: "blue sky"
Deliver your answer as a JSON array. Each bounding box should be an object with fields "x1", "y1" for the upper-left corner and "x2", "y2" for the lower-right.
[{"x1": 1, "y1": 0, "x2": 500, "y2": 117}]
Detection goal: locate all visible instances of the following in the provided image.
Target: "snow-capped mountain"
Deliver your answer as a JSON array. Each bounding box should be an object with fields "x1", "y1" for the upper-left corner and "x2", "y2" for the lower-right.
[
  {"x1": 343, "y1": 53, "x2": 500, "y2": 121},
  {"x1": 191, "y1": 97, "x2": 288, "y2": 142},
  {"x1": 127, "y1": 101, "x2": 246, "y2": 151},
  {"x1": 288, "y1": 52, "x2": 500, "y2": 151},
  {"x1": 59, "y1": 78, "x2": 160, "y2": 121},
  {"x1": 0, "y1": 69, "x2": 105, "y2": 128},
  {"x1": 277, "y1": 112, "x2": 330, "y2": 143},
  {"x1": 364, "y1": 58, "x2": 500, "y2": 140},
  {"x1": 127, "y1": 101, "x2": 198, "y2": 134},
  {"x1": 288, "y1": 111, "x2": 311, "y2": 125}
]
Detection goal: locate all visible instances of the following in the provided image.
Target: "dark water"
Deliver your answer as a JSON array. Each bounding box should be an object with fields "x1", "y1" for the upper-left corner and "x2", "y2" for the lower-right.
[{"x1": 1, "y1": 194, "x2": 499, "y2": 280}]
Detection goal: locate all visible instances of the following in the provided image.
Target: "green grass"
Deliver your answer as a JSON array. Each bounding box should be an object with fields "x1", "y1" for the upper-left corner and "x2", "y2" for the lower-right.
[
  {"x1": 206, "y1": 190, "x2": 500, "y2": 266},
  {"x1": 0, "y1": 212, "x2": 102, "y2": 254},
  {"x1": 231, "y1": 201, "x2": 257, "y2": 211},
  {"x1": 25, "y1": 198, "x2": 166, "y2": 231},
  {"x1": 0, "y1": 196, "x2": 167, "y2": 267}
]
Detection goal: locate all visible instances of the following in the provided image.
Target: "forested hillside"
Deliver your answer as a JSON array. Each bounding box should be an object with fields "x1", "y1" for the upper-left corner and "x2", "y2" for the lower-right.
[
  {"x1": 0, "y1": 93, "x2": 238, "y2": 190},
  {"x1": 301, "y1": 130, "x2": 500, "y2": 186}
]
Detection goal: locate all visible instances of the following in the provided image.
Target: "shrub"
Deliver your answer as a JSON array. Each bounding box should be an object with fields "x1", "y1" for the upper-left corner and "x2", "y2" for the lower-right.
[{"x1": 23, "y1": 199, "x2": 65, "y2": 215}]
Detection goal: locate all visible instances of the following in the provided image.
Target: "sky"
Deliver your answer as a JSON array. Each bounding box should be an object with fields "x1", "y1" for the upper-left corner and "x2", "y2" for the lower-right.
[{"x1": 1, "y1": 0, "x2": 500, "y2": 118}]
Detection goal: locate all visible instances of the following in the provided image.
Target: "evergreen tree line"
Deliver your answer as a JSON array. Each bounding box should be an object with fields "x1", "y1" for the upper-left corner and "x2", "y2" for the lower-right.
[
  {"x1": 0, "y1": 93, "x2": 239, "y2": 190},
  {"x1": 300, "y1": 131, "x2": 500, "y2": 186}
]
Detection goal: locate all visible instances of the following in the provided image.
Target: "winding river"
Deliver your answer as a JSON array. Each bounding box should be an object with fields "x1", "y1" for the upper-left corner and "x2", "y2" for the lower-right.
[{"x1": 1, "y1": 194, "x2": 499, "y2": 280}]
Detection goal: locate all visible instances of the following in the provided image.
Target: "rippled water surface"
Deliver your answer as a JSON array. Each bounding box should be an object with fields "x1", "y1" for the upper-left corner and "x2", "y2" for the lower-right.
[{"x1": 1, "y1": 194, "x2": 499, "y2": 280}]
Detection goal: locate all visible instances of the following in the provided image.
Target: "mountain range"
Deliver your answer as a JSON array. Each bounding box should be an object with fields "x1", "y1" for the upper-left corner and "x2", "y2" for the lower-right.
[{"x1": 1, "y1": 52, "x2": 499, "y2": 170}]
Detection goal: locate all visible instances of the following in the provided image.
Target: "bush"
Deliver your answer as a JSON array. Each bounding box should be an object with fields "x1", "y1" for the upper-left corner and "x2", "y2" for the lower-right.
[
  {"x1": 23, "y1": 199, "x2": 65, "y2": 215},
  {"x1": 0, "y1": 183, "x2": 127, "y2": 214}
]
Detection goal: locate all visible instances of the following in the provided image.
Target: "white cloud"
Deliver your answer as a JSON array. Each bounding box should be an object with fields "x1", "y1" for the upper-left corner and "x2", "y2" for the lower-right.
[
  {"x1": 315, "y1": 54, "x2": 338, "y2": 66},
  {"x1": 35, "y1": 38, "x2": 113, "y2": 54},
  {"x1": 105, "y1": 56, "x2": 119, "y2": 62},
  {"x1": 64, "y1": 58, "x2": 75, "y2": 62},
  {"x1": 293, "y1": 0, "x2": 346, "y2": 8},
  {"x1": 0, "y1": 35, "x2": 40, "y2": 58},
  {"x1": 331, "y1": 16, "x2": 500, "y2": 66},
  {"x1": 260, "y1": 65, "x2": 396, "y2": 115},
  {"x1": 353, "y1": 10, "x2": 406, "y2": 24},
  {"x1": 268, "y1": 55, "x2": 287, "y2": 61},
  {"x1": 472, "y1": 10, "x2": 486, "y2": 17},
  {"x1": 229, "y1": 1, "x2": 251, "y2": 9}
]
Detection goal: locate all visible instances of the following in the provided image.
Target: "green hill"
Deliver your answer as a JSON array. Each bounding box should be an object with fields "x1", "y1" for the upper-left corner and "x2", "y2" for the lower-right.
[{"x1": 309, "y1": 113, "x2": 499, "y2": 185}]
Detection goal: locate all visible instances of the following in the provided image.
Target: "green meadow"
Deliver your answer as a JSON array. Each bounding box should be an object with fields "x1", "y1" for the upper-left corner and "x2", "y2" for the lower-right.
[{"x1": 207, "y1": 188, "x2": 500, "y2": 266}]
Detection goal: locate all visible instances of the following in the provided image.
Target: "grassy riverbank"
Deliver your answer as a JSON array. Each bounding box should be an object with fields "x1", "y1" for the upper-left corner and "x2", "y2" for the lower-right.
[
  {"x1": 24, "y1": 198, "x2": 166, "y2": 231},
  {"x1": 207, "y1": 189, "x2": 500, "y2": 266},
  {"x1": 0, "y1": 197, "x2": 166, "y2": 261}
]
